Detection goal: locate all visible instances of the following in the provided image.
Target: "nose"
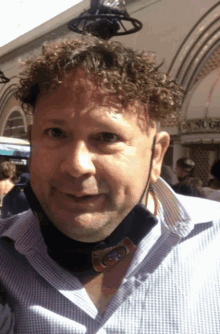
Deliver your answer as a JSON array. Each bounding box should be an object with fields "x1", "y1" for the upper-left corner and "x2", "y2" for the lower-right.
[{"x1": 60, "y1": 141, "x2": 96, "y2": 178}]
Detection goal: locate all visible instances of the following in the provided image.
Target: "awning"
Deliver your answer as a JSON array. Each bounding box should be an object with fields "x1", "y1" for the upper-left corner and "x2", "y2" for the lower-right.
[
  {"x1": 180, "y1": 133, "x2": 220, "y2": 144},
  {"x1": 0, "y1": 136, "x2": 30, "y2": 159}
]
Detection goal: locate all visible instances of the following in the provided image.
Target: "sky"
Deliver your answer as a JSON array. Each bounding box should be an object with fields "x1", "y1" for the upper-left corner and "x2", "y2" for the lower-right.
[{"x1": 0, "y1": 0, "x2": 82, "y2": 47}]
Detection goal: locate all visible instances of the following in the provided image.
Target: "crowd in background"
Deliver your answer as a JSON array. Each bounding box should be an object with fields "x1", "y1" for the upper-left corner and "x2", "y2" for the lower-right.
[
  {"x1": 161, "y1": 157, "x2": 220, "y2": 202},
  {"x1": 0, "y1": 161, "x2": 30, "y2": 218}
]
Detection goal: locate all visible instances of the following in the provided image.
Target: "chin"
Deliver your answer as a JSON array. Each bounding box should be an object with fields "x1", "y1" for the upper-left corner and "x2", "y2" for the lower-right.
[{"x1": 46, "y1": 209, "x2": 112, "y2": 241}]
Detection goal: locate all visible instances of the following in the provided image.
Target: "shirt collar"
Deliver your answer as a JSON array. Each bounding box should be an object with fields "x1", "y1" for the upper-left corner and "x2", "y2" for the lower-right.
[
  {"x1": 153, "y1": 177, "x2": 194, "y2": 237},
  {"x1": 0, "y1": 210, "x2": 46, "y2": 255},
  {"x1": 154, "y1": 177, "x2": 220, "y2": 237}
]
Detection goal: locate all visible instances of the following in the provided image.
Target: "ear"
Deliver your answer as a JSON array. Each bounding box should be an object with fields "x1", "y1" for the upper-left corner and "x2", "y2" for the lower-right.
[
  {"x1": 27, "y1": 124, "x2": 32, "y2": 142},
  {"x1": 150, "y1": 131, "x2": 170, "y2": 183}
]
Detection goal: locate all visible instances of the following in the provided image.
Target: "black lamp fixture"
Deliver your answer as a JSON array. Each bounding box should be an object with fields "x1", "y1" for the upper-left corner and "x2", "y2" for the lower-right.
[
  {"x1": 68, "y1": 0, "x2": 143, "y2": 40},
  {"x1": 0, "y1": 70, "x2": 10, "y2": 84}
]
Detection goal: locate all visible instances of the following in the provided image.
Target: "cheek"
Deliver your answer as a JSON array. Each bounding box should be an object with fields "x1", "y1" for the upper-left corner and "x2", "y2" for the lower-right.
[
  {"x1": 120, "y1": 146, "x2": 150, "y2": 179},
  {"x1": 101, "y1": 150, "x2": 148, "y2": 198},
  {"x1": 30, "y1": 144, "x2": 58, "y2": 180}
]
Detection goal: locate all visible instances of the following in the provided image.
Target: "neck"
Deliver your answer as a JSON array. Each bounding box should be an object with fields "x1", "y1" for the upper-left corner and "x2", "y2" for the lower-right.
[{"x1": 141, "y1": 186, "x2": 157, "y2": 217}]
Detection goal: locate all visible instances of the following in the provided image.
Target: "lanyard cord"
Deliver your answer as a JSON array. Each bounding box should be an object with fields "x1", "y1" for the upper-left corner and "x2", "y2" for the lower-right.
[{"x1": 138, "y1": 134, "x2": 157, "y2": 207}]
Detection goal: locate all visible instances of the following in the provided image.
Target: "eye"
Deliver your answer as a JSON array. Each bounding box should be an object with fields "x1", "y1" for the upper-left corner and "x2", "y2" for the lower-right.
[
  {"x1": 94, "y1": 132, "x2": 119, "y2": 143},
  {"x1": 45, "y1": 128, "x2": 64, "y2": 138}
]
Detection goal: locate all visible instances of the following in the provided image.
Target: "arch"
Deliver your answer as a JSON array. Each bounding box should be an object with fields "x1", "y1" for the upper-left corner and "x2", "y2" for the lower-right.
[
  {"x1": 168, "y1": 2, "x2": 220, "y2": 97},
  {"x1": 1, "y1": 106, "x2": 27, "y2": 138},
  {"x1": 0, "y1": 78, "x2": 27, "y2": 139},
  {"x1": 0, "y1": 83, "x2": 18, "y2": 117}
]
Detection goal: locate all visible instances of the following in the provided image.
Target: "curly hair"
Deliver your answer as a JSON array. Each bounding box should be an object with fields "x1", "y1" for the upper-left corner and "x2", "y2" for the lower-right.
[
  {"x1": 16, "y1": 36, "x2": 184, "y2": 124},
  {"x1": 0, "y1": 161, "x2": 16, "y2": 180}
]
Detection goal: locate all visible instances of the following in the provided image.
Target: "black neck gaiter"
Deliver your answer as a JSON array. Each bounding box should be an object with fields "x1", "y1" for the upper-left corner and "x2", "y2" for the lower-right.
[{"x1": 24, "y1": 183, "x2": 158, "y2": 278}]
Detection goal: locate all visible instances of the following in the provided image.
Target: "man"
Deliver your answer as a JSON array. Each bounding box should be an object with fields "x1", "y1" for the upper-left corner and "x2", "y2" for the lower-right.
[
  {"x1": 172, "y1": 157, "x2": 205, "y2": 197},
  {"x1": 0, "y1": 37, "x2": 219, "y2": 333},
  {"x1": 160, "y1": 163, "x2": 178, "y2": 186},
  {"x1": 203, "y1": 159, "x2": 220, "y2": 202}
]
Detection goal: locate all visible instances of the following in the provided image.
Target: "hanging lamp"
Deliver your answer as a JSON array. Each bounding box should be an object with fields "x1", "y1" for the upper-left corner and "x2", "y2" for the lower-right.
[{"x1": 68, "y1": 0, "x2": 142, "y2": 40}]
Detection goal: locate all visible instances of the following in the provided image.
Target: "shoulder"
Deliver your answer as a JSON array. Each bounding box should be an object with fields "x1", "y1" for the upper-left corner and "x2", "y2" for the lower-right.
[
  {"x1": 176, "y1": 193, "x2": 220, "y2": 225},
  {"x1": 2, "y1": 188, "x2": 16, "y2": 202},
  {"x1": 10, "y1": 188, "x2": 26, "y2": 200},
  {"x1": 0, "y1": 217, "x2": 18, "y2": 236},
  {"x1": 0, "y1": 210, "x2": 33, "y2": 237}
]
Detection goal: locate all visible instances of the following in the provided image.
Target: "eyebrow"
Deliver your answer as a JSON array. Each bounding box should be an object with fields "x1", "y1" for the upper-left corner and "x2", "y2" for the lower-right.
[
  {"x1": 42, "y1": 119, "x2": 67, "y2": 126},
  {"x1": 42, "y1": 115, "x2": 132, "y2": 132}
]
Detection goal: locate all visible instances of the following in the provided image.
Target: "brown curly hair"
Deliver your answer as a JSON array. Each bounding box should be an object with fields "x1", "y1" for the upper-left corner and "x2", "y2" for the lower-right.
[
  {"x1": 16, "y1": 36, "x2": 184, "y2": 124},
  {"x1": 0, "y1": 161, "x2": 16, "y2": 181}
]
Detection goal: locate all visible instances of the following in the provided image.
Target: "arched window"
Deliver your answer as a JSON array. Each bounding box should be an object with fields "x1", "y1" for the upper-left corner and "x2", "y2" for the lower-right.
[{"x1": 3, "y1": 111, "x2": 26, "y2": 139}]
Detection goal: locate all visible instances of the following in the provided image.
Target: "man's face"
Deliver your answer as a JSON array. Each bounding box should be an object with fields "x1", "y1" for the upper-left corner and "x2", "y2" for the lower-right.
[
  {"x1": 29, "y1": 71, "x2": 169, "y2": 242},
  {"x1": 175, "y1": 166, "x2": 186, "y2": 178}
]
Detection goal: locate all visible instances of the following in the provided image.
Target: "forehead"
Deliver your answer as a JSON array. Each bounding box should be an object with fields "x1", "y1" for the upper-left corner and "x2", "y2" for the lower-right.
[
  {"x1": 34, "y1": 69, "x2": 150, "y2": 132},
  {"x1": 36, "y1": 69, "x2": 117, "y2": 109}
]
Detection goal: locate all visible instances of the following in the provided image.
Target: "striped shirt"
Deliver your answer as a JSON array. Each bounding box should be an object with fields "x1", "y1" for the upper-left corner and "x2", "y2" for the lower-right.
[{"x1": 0, "y1": 177, "x2": 220, "y2": 334}]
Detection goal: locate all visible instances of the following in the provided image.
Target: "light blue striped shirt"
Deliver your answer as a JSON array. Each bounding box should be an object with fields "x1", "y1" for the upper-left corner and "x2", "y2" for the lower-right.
[{"x1": 0, "y1": 178, "x2": 220, "y2": 333}]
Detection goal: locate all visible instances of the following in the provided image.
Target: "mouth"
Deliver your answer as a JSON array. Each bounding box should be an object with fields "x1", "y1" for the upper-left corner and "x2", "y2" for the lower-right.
[
  {"x1": 64, "y1": 193, "x2": 99, "y2": 202},
  {"x1": 55, "y1": 189, "x2": 106, "y2": 209}
]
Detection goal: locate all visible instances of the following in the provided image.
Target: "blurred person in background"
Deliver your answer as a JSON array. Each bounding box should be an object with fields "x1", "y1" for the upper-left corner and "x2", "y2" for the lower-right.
[
  {"x1": 207, "y1": 178, "x2": 215, "y2": 188},
  {"x1": 172, "y1": 157, "x2": 205, "y2": 197},
  {"x1": 203, "y1": 159, "x2": 220, "y2": 202},
  {"x1": 0, "y1": 162, "x2": 17, "y2": 210},
  {"x1": 160, "y1": 163, "x2": 178, "y2": 186},
  {"x1": 1, "y1": 172, "x2": 30, "y2": 218}
]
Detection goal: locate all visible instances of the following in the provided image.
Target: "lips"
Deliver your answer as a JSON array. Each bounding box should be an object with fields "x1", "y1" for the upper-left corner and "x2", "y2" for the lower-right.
[
  {"x1": 58, "y1": 189, "x2": 102, "y2": 197},
  {"x1": 63, "y1": 193, "x2": 99, "y2": 202},
  {"x1": 53, "y1": 188, "x2": 106, "y2": 209}
]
